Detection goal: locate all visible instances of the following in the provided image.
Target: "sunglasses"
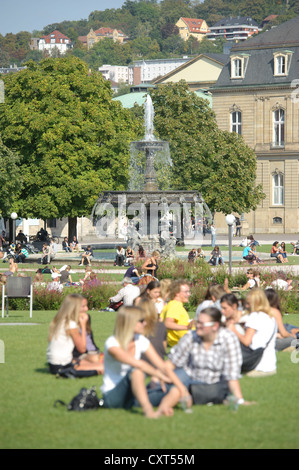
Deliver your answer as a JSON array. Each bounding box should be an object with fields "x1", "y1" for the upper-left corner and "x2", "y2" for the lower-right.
[{"x1": 196, "y1": 321, "x2": 215, "y2": 327}]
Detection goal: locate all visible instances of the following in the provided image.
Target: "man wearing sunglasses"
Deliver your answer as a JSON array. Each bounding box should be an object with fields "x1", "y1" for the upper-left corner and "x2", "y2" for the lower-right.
[{"x1": 163, "y1": 306, "x2": 250, "y2": 406}]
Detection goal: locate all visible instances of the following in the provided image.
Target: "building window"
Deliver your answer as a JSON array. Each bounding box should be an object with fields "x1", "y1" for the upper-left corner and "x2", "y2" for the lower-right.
[
  {"x1": 275, "y1": 55, "x2": 286, "y2": 75},
  {"x1": 273, "y1": 217, "x2": 282, "y2": 224},
  {"x1": 231, "y1": 111, "x2": 242, "y2": 134},
  {"x1": 232, "y1": 58, "x2": 242, "y2": 78},
  {"x1": 273, "y1": 51, "x2": 293, "y2": 76},
  {"x1": 273, "y1": 109, "x2": 285, "y2": 147},
  {"x1": 47, "y1": 218, "x2": 57, "y2": 228},
  {"x1": 273, "y1": 173, "x2": 284, "y2": 205}
]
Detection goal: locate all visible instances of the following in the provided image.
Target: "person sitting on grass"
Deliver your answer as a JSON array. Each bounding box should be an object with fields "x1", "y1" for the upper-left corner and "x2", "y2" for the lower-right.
[
  {"x1": 59, "y1": 265, "x2": 74, "y2": 286},
  {"x1": 79, "y1": 245, "x2": 93, "y2": 266},
  {"x1": 79, "y1": 266, "x2": 92, "y2": 286},
  {"x1": 264, "y1": 288, "x2": 297, "y2": 352},
  {"x1": 47, "y1": 272, "x2": 63, "y2": 293},
  {"x1": 290, "y1": 240, "x2": 299, "y2": 255},
  {"x1": 152, "y1": 306, "x2": 253, "y2": 407},
  {"x1": 47, "y1": 294, "x2": 104, "y2": 376},
  {"x1": 239, "y1": 268, "x2": 259, "y2": 291},
  {"x1": 160, "y1": 280, "x2": 195, "y2": 347},
  {"x1": 227, "y1": 288, "x2": 277, "y2": 377},
  {"x1": 100, "y1": 305, "x2": 190, "y2": 418}
]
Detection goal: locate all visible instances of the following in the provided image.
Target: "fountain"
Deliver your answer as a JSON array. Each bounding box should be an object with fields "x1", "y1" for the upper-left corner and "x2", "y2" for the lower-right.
[{"x1": 92, "y1": 94, "x2": 212, "y2": 258}]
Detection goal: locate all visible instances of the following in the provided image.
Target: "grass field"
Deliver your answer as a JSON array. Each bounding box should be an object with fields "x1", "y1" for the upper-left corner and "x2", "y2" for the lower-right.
[{"x1": 1, "y1": 305, "x2": 299, "y2": 450}]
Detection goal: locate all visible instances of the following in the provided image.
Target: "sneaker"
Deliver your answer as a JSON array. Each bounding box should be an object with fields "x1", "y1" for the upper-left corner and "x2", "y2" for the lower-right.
[{"x1": 78, "y1": 263, "x2": 83, "y2": 266}]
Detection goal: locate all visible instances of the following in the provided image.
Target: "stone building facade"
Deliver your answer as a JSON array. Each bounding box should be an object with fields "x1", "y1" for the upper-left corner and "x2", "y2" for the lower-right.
[{"x1": 211, "y1": 16, "x2": 299, "y2": 234}]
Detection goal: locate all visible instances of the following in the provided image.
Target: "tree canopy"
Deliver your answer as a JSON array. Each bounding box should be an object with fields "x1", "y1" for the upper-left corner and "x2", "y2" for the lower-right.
[
  {"x1": 0, "y1": 56, "x2": 141, "y2": 225},
  {"x1": 0, "y1": 136, "x2": 22, "y2": 218},
  {"x1": 2, "y1": 0, "x2": 297, "y2": 67},
  {"x1": 148, "y1": 81, "x2": 265, "y2": 215}
]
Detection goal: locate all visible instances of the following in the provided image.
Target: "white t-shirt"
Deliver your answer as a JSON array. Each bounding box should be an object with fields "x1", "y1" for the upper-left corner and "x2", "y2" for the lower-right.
[
  {"x1": 101, "y1": 334, "x2": 150, "y2": 394},
  {"x1": 110, "y1": 284, "x2": 140, "y2": 306},
  {"x1": 245, "y1": 311, "x2": 277, "y2": 372},
  {"x1": 46, "y1": 320, "x2": 78, "y2": 366},
  {"x1": 271, "y1": 279, "x2": 289, "y2": 290}
]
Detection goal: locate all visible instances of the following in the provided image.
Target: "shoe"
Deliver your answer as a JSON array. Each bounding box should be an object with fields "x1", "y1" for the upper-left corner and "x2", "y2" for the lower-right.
[{"x1": 78, "y1": 263, "x2": 83, "y2": 266}]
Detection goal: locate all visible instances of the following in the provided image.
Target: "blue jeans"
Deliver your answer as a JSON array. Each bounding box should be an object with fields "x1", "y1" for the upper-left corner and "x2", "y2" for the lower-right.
[{"x1": 102, "y1": 371, "x2": 136, "y2": 410}]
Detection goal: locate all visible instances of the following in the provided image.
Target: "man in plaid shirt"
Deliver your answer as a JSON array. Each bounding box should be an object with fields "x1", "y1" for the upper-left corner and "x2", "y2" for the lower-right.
[
  {"x1": 166, "y1": 306, "x2": 245, "y2": 405},
  {"x1": 147, "y1": 306, "x2": 248, "y2": 408}
]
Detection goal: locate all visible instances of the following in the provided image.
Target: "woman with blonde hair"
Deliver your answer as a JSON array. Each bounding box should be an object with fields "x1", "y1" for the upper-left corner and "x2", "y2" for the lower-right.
[
  {"x1": 47, "y1": 294, "x2": 103, "y2": 376},
  {"x1": 227, "y1": 288, "x2": 277, "y2": 376},
  {"x1": 101, "y1": 305, "x2": 190, "y2": 418},
  {"x1": 138, "y1": 298, "x2": 167, "y2": 362}
]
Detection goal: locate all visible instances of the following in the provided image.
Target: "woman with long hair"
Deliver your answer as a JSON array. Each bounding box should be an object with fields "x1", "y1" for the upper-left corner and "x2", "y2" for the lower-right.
[
  {"x1": 142, "y1": 250, "x2": 160, "y2": 278},
  {"x1": 138, "y1": 298, "x2": 167, "y2": 362},
  {"x1": 264, "y1": 288, "x2": 296, "y2": 351},
  {"x1": 227, "y1": 288, "x2": 277, "y2": 376},
  {"x1": 47, "y1": 294, "x2": 103, "y2": 375},
  {"x1": 100, "y1": 306, "x2": 189, "y2": 418}
]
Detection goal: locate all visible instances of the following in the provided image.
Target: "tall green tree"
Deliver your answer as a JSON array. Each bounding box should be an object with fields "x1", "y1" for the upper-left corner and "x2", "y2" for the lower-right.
[
  {"x1": 0, "y1": 136, "x2": 22, "y2": 217},
  {"x1": 0, "y1": 56, "x2": 141, "y2": 237},
  {"x1": 150, "y1": 81, "x2": 265, "y2": 215}
]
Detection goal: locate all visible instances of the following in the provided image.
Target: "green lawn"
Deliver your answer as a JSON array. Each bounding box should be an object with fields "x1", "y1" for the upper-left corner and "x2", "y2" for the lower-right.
[{"x1": 0, "y1": 307, "x2": 299, "y2": 449}]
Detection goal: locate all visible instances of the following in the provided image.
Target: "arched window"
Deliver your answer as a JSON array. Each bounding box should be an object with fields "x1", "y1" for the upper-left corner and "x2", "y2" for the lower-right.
[
  {"x1": 231, "y1": 111, "x2": 242, "y2": 134},
  {"x1": 273, "y1": 109, "x2": 284, "y2": 147},
  {"x1": 273, "y1": 173, "x2": 284, "y2": 205}
]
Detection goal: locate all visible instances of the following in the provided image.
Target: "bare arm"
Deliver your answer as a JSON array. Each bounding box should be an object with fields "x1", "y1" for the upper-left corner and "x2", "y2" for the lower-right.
[
  {"x1": 228, "y1": 324, "x2": 256, "y2": 347},
  {"x1": 144, "y1": 345, "x2": 189, "y2": 398},
  {"x1": 164, "y1": 317, "x2": 193, "y2": 331},
  {"x1": 108, "y1": 346, "x2": 170, "y2": 383}
]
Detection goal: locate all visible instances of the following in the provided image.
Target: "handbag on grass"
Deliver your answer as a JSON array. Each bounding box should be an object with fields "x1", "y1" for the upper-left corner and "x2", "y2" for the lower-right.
[
  {"x1": 108, "y1": 300, "x2": 123, "y2": 311},
  {"x1": 54, "y1": 387, "x2": 104, "y2": 411}
]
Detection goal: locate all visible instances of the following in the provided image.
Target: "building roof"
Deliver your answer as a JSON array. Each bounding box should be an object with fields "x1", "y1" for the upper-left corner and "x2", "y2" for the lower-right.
[
  {"x1": 113, "y1": 89, "x2": 212, "y2": 109},
  {"x1": 212, "y1": 16, "x2": 299, "y2": 89},
  {"x1": 40, "y1": 30, "x2": 71, "y2": 44},
  {"x1": 263, "y1": 14, "x2": 278, "y2": 23},
  {"x1": 210, "y1": 16, "x2": 259, "y2": 28},
  {"x1": 95, "y1": 27, "x2": 126, "y2": 37},
  {"x1": 112, "y1": 92, "x2": 148, "y2": 108},
  {"x1": 234, "y1": 15, "x2": 299, "y2": 49},
  {"x1": 179, "y1": 17, "x2": 207, "y2": 32},
  {"x1": 153, "y1": 53, "x2": 228, "y2": 84}
]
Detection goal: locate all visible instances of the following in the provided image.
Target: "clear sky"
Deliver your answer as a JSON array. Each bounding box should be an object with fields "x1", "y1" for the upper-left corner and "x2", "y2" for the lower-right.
[{"x1": 0, "y1": 0, "x2": 127, "y2": 35}]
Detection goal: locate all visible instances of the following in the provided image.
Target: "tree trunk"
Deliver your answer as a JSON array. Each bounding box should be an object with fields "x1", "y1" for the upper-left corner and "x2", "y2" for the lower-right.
[{"x1": 68, "y1": 216, "x2": 77, "y2": 241}]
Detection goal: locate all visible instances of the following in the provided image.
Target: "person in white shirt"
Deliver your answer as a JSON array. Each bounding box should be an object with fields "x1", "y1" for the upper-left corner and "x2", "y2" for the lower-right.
[
  {"x1": 227, "y1": 288, "x2": 277, "y2": 376},
  {"x1": 47, "y1": 272, "x2": 63, "y2": 292},
  {"x1": 109, "y1": 277, "x2": 140, "y2": 306},
  {"x1": 271, "y1": 271, "x2": 293, "y2": 291},
  {"x1": 47, "y1": 294, "x2": 103, "y2": 375},
  {"x1": 101, "y1": 306, "x2": 189, "y2": 418}
]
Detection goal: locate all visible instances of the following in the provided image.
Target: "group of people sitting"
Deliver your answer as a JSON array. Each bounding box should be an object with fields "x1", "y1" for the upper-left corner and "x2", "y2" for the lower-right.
[
  {"x1": 62, "y1": 237, "x2": 94, "y2": 266},
  {"x1": 32, "y1": 264, "x2": 98, "y2": 292},
  {"x1": 46, "y1": 262, "x2": 299, "y2": 418},
  {"x1": 114, "y1": 245, "x2": 146, "y2": 267}
]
